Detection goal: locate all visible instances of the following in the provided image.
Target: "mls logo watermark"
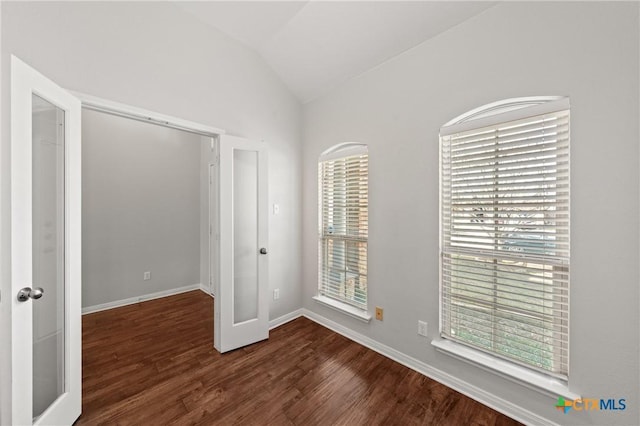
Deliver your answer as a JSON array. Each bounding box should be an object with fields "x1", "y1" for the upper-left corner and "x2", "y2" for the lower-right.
[{"x1": 555, "y1": 396, "x2": 626, "y2": 414}]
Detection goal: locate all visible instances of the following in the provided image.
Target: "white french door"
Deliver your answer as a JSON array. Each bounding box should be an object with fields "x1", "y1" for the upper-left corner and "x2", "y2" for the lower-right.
[
  {"x1": 10, "y1": 56, "x2": 82, "y2": 425},
  {"x1": 215, "y1": 135, "x2": 269, "y2": 353}
]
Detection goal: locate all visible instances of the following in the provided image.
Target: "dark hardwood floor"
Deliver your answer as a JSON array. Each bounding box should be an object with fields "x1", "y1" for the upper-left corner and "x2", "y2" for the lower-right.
[{"x1": 77, "y1": 290, "x2": 520, "y2": 425}]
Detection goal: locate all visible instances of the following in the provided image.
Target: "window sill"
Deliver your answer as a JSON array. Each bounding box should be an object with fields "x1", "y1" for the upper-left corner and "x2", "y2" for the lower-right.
[
  {"x1": 431, "y1": 339, "x2": 580, "y2": 400},
  {"x1": 312, "y1": 296, "x2": 372, "y2": 323}
]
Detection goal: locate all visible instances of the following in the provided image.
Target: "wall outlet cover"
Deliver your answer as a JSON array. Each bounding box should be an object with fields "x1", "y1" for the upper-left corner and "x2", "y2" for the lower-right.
[
  {"x1": 418, "y1": 320, "x2": 428, "y2": 337},
  {"x1": 375, "y1": 307, "x2": 383, "y2": 321}
]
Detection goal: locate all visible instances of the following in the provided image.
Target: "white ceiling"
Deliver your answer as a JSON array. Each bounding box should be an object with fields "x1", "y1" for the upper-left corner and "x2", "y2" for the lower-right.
[{"x1": 176, "y1": 1, "x2": 496, "y2": 103}]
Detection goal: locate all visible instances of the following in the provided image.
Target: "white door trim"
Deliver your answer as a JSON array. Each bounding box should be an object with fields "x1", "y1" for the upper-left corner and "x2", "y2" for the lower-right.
[
  {"x1": 208, "y1": 159, "x2": 218, "y2": 297},
  {"x1": 69, "y1": 90, "x2": 226, "y2": 137}
]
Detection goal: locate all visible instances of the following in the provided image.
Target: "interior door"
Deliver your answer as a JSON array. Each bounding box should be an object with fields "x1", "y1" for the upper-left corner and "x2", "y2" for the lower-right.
[
  {"x1": 215, "y1": 135, "x2": 268, "y2": 353},
  {"x1": 10, "y1": 56, "x2": 82, "y2": 425}
]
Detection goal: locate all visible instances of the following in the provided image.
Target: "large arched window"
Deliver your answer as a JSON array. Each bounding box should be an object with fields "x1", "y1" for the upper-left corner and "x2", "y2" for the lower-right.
[
  {"x1": 316, "y1": 143, "x2": 369, "y2": 318},
  {"x1": 438, "y1": 97, "x2": 570, "y2": 380}
]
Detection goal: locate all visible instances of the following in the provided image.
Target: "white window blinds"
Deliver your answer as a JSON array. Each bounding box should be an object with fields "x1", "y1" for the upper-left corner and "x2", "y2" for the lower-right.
[
  {"x1": 319, "y1": 149, "x2": 368, "y2": 310},
  {"x1": 440, "y1": 101, "x2": 570, "y2": 379}
]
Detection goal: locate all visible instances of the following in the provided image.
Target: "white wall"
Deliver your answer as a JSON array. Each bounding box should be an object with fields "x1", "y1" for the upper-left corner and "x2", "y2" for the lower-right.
[
  {"x1": 82, "y1": 109, "x2": 202, "y2": 309},
  {"x1": 1, "y1": 2, "x2": 302, "y2": 422},
  {"x1": 302, "y1": 2, "x2": 639, "y2": 425}
]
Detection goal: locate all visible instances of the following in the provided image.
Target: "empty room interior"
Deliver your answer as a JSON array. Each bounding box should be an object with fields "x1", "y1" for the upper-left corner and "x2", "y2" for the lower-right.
[{"x1": 1, "y1": 2, "x2": 639, "y2": 426}]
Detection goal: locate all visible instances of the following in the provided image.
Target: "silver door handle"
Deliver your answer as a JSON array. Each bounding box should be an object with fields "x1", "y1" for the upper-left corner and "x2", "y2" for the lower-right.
[
  {"x1": 17, "y1": 287, "x2": 44, "y2": 302},
  {"x1": 259, "y1": 248, "x2": 267, "y2": 255}
]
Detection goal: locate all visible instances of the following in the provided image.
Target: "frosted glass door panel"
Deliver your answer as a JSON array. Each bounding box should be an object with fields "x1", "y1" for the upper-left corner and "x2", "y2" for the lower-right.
[
  {"x1": 233, "y1": 149, "x2": 258, "y2": 324},
  {"x1": 31, "y1": 94, "x2": 65, "y2": 420}
]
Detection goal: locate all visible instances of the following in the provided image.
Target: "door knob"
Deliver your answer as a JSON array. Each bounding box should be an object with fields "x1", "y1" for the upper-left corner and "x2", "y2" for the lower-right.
[
  {"x1": 259, "y1": 248, "x2": 268, "y2": 255},
  {"x1": 17, "y1": 287, "x2": 44, "y2": 302}
]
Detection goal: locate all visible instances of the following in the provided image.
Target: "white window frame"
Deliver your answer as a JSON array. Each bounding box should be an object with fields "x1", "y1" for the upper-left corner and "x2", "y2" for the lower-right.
[
  {"x1": 433, "y1": 97, "x2": 579, "y2": 400},
  {"x1": 314, "y1": 143, "x2": 371, "y2": 322}
]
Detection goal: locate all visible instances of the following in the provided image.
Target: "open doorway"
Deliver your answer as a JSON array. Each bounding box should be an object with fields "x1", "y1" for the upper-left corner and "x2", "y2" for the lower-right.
[
  {"x1": 80, "y1": 107, "x2": 218, "y2": 314},
  {"x1": 77, "y1": 93, "x2": 270, "y2": 354}
]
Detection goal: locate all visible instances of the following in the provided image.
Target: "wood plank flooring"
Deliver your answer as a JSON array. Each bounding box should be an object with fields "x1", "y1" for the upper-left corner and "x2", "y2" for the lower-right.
[{"x1": 77, "y1": 290, "x2": 521, "y2": 425}]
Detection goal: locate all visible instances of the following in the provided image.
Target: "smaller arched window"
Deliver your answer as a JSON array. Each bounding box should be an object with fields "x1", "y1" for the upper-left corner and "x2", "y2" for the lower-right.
[
  {"x1": 438, "y1": 97, "x2": 570, "y2": 379},
  {"x1": 316, "y1": 143, "x2": 369, "y2": 317}
]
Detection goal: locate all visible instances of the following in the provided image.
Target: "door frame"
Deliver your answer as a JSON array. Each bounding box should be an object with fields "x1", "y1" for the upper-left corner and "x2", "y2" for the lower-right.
[
  {"x1": 76, "y1": 93, "x2": 226, "y2": 299},
  {"x1": 208, "y1": 160, "x2": 218, "y2": 297},
  {"x1": 75, "y1": 93, "x2": 270, "y2": 353},
  {"x1": 10, "y1": 55, "x2": 82, "y2": 425},
  {"x1": 70, "y1": 91, "x2": 225, "y2": 137}
]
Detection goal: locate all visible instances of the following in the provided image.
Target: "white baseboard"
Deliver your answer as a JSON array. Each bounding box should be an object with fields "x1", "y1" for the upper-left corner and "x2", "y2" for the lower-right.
[
  {"x1": 199, "y1": 283, "x2": 214, "y2": 298},
  {"x1": 301, "y1": 308, "x2": 556, "y2": 426},
  {"x1": 269, "y1": 309, "x2": 303, "y2": 330},
  {"x1": 82, "y1": 283, "x2": 202, "y2": 315}
]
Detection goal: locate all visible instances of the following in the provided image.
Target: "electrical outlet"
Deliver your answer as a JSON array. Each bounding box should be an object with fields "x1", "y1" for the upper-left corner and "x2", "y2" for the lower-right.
[
  {"x1": 143, "y1": 271, "x2": 151, "y2": 281},
  {"x1": 418, "y1": 320, "x2": 428, "y2": 337},
  {"x1": 375, "y1": 307, "x2": 384, "y2": 321},
  {"x1": 273, "y1": 288, "x2": 280, "y2": 300}
]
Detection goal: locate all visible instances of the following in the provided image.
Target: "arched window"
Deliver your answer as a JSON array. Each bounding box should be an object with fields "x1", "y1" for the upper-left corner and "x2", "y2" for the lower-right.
[
  {"x1": 438, "y1": 97, "x2": 570, "y2": 379},
  {"x1": 315, "y1": 143, "x2": 369, "y2": 318}
]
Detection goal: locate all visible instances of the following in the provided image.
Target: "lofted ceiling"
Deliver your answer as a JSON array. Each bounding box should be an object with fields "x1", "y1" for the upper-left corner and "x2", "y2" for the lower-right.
[{"x1": 176, "y1": 1, "x2": 496, "y2": 104}]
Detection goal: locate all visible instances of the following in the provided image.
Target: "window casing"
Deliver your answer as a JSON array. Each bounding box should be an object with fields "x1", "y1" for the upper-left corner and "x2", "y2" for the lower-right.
[
  {"x1": 318, "y1": 144, "x2": 368, "y2": 311},
  {"x1": 439, "y1": 98, "x2": 570, "y2": 379}
]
